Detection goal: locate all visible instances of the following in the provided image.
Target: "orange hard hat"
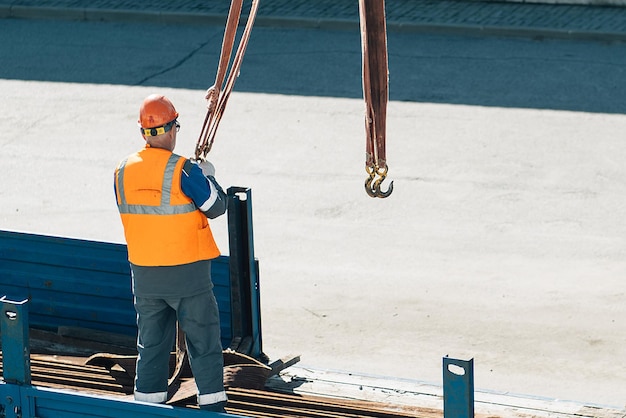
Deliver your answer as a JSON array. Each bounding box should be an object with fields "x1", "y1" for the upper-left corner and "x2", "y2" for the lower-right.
[{"x1": 138, "y1": 94, "x2": 179, "y2": 129}]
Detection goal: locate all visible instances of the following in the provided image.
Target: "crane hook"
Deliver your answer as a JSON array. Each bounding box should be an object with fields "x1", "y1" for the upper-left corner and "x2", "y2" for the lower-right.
[
  {"x1": 373, "y1": 176, "x2": 393, "y2": 198},
  {"x1": 365, "y1": 165, "x2": 393, "y2": 198},
  {"x1": 365, "y1": 173, "x2": 377, "y2": 198}
]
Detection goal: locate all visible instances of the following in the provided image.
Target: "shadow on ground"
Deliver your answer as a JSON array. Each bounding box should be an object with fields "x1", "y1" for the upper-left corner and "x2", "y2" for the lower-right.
[{"x1": 2, "y1": 18, "x2": 626, "y2": 114}]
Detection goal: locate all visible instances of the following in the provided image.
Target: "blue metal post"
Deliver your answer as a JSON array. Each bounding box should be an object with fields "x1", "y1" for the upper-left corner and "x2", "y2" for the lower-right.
[
  {"x1": 443, "y1": 356, "x2": 474, "y2": 418},
  {"x1": 1, "y1": 296, "x2": 31, "y2": 385},
  {"x1": 226, "y1": 187, "x2": 263, "y2": 359}
]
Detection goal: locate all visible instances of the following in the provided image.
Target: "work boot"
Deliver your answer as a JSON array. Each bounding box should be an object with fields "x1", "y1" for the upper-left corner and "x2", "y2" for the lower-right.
[{"x1": 199, "y1": 401, "x2": 227, "y2": 413}]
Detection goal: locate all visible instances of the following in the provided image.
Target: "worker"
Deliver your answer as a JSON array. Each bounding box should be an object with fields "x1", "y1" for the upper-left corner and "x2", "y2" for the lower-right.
[{"x1": 113, "y1": 94, "x2": 228, "y2": 412}]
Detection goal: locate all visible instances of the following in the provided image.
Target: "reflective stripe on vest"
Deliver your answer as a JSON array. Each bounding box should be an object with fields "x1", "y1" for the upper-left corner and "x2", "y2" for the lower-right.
[{"x1": 116, "y1": 154, "x2": 196, "y2": 215}]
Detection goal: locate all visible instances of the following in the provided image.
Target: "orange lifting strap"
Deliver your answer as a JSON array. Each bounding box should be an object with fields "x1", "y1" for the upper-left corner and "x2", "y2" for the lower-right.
[
  {"x1": 195, "y1": 0, "x2": 260, "y2": 161},
  {"x1": 359, "y1": 0, "x2": 393, "y2": 198}
]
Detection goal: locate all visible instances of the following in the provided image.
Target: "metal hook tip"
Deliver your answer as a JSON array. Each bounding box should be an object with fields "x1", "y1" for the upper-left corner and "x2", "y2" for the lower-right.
[{"x1": 375, "y1": 179, "x2": 393, "y2": 198}]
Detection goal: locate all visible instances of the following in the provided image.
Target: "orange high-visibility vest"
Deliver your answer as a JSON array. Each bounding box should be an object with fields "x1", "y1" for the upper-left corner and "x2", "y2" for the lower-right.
[{"x1": 114, "y1": 147, "x2": 220, "y2": 266}]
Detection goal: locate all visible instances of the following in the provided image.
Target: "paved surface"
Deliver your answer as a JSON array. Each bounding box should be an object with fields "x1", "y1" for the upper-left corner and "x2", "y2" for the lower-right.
[{"x1": 1, "y1": 0, "x2": 626, "y2": 41}]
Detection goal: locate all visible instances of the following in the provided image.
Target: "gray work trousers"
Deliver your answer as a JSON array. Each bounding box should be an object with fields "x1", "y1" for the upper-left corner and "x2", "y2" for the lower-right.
[{"x1": 133, "y1": 291, "x2": 226, "y2": 406}]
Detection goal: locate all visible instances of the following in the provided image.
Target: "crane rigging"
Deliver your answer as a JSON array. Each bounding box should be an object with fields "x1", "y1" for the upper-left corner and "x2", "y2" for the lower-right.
[
  {"x1": 194, "y1": 0, "x2": 260, "y2": 161},
  {"x1": 194, "y1": 0, "x2": 392, "y2": 198},
  {"x1": 359, "y1": 0, "x2": 393, "y2": 198}
]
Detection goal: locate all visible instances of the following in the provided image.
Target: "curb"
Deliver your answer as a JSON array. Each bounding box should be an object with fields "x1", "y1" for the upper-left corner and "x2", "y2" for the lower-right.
[
  {"x1": 1, "y1": 5, "x2": 625, "y2": 42},
  {"x1": 387, "y1": 21, "x2": 626, "y2": 42}
]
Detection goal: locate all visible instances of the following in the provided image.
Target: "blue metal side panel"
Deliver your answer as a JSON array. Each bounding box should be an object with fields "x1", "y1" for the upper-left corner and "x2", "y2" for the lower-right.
[
  {"x1": 211, "y1": 256, "x2": 233, "y2": 345},
  {"x1": 0, "y1": 384, "x2": 248, "y2": 418},
  {"x1": 0, "y1": 230, "x2": 233, "y2": 348}
]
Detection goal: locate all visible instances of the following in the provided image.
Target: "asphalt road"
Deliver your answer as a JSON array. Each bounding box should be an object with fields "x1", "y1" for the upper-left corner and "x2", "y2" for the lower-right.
[
  {"x1": 1, "y1": 18, "x2": 625, "y2": 408},
  {"x1": 3, "y1": 18, "x2": 626, "y2": 112}
]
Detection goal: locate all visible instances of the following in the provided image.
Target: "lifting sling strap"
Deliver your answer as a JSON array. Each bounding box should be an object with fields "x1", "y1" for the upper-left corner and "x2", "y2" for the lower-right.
[
  {"x1": 195, "y1": 0, "x2": 260, "y2": 161},
  {"x1": 359, "y1": 0, "x2": 393, "y2": 198}
]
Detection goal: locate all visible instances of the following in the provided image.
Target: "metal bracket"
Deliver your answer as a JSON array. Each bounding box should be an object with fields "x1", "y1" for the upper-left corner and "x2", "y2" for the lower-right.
[
  {"x1": 226, "y1": 187, "x2": 263, "y2": 359},
  {"x1": 0, "y1": 384, "x2": 23, "y2": 418},
  {"x1": 443, "y1": 356, "x2": 474, "y2": 418},
  {"x1": 1, "y1": 297, "x2": 31, "y2": 386}
]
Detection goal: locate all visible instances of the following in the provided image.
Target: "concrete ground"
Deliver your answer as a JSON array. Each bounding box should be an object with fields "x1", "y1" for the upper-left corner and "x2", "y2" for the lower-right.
[{"x1": 0, "y1": 2, "x2": 625, "y2": 412}]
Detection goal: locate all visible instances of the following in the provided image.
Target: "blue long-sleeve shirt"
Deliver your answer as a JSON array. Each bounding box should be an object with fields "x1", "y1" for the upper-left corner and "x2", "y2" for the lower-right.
[{"x1": 180, "y1": 159, "x2": 227, "y2": 219}]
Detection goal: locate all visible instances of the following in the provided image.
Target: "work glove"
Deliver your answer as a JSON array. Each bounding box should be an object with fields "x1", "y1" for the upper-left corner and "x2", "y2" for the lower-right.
[
  {"x1": 205, "y1": 86, "x2": 218, "y2": 113},
  {"x1": 198, "y1": 160, "x2": 216, "y2": 178}
]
